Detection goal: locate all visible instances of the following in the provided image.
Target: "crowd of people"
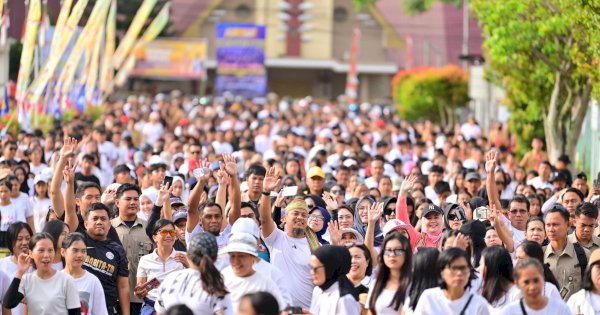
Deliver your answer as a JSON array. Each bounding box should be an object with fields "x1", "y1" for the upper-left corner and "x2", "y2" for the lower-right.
[{"x1": 0, "y1": 91, "x2": 597, "y2": 315}]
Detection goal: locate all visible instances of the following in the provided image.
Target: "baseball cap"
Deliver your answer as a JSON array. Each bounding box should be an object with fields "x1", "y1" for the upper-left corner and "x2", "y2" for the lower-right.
[
  {"x1": 34, "y1": 174, "x2": 48, "y2": 185},
  {"x1": 231, "y1": 218, "x2": 260, "y2": 239},
  {"x1": 149, "y1": 155, "x2": 167, "y2": 166},
  {"x1": 170, "y1": 196, "x2": 185, "y2": 207},
  {"x1": 422, "y1": 204, "x2": 443, "y2": 218},
  {"x1": 391, "y1": 177, "x2": 403, "y2": 191},
  {"x1": 219, "y1": 232, "x2": 258, "y2": 257},
  {"x1": 307, "y1": 166, "x2": 325, "y2": 179},
  {"x1": 382, "y1": 219, "x2": 412, "y2": 237},
  {"x1": 172, "y1": 211, "x2": 188, "y2": 223},
  {"x1": 589, "y1": 248, "x2": 600, "y2": 267},
  {"x1": 188, "y1": 232, "x2": 218, "y2": 260},
  {"x1": 339, "y1": 228, "x2": 364, "y2": 245},
  {"x1": 465, "y1": 172, "x2": 481, "y2": 182}
]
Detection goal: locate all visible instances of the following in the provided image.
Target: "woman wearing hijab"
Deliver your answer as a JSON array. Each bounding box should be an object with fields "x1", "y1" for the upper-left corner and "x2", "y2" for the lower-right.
[
  {"x1": 353, "y1": 195, "x2": 383, "y2": 247},
  {"x1": 309, "y1": 245, "x2": 361, "y2": 315},
  {"x1": 308, "y1": 206, "x2": 331, "y2": 245}
]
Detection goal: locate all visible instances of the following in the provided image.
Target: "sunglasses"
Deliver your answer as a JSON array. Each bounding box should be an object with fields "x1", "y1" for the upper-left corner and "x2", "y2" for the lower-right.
[
  {"x1": 447, "y1": 213, "x2": 464, "y2": 221},
  {"x1": 158, "y1": 230, "x2": 177, "y2": 237},
  {"x1": 510, "y1": 209, "x2": 528, "y2": 215},
  {"x1": 331, "y1": 189, "x2": 344, "y2": 195},
  {"x1": 383, "y1": 248, "x2": 405, "y2": 257},
  {"x1": 384, "y1": 208, "x2": 396, "y2": 216},
  {"x1": 307, "y1": 204, "x2": 316, "y2": 210}
]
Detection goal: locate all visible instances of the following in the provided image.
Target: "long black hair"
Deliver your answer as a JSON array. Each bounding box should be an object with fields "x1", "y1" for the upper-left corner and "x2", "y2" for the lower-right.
[
  {"x1": 438, "y1": 248, "x2": 471, "y2": 290},
  {"x1": 518, "y1": 240, "x2": 559, "y2": 289},
  {"x1": 480, "y1": 246, "x2": 514, "y2": 305},
  {"x1": 368, "y1": 233, "x2": 412, "y2": 314},
  {"x1": 408, "y1": 247, "x2": 440, "y2": 310},
  {"x1": 187, "y1": 232, "x2": 228, "y2": 297}
]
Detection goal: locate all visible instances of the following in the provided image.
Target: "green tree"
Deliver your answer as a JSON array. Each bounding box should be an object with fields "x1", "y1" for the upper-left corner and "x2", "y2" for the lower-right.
[
  {"x1": 352, "y1": 0, "x2": 461, "y2": 13},
  {"x1": 471, "y1": 0, "x2": 600, "y2": 163},
  {"x1": 116, "y1": 0, "x2": 172, "y2": 37}
]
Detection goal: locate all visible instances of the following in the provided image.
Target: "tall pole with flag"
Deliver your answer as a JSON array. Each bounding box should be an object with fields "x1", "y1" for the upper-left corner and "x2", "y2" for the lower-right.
[
  {"x1": 49, "y1": 0, "x2": 73, "y2": 57},
  {"x1": 99, "y1": 0, "x2": 116, "y2": 98},
  {"x1": 112, "y1": 0, "x2": 157, "y2": 69},
  {"x1": 0, "y1": 0, "x2": 9, "y2": 47},
  {"x1": 16, "y1": 0, "x2": 41, "y2": 131},
  {"x1": 115, "y1": 2, "x2": 170, "y2": 87},
  {"x1": 345, "y1": 27, "x2": 360, "y2": 104}
]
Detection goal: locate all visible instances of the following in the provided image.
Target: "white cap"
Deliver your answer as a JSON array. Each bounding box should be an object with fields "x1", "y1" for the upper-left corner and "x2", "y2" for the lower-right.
[
  {"x1": 149, "y1": 155, "x2": 167, "y2": 166},
  {"x1": 34, "y1": 174, "x2": 48, "y2": 185},
  {"x1": 340, "y1": 228, "x2": 364, "y2": 245},
  {"x1": 231, "y1": 218, "x2": 260, "y2": 239},
  {"x1": 421, "y1": 161, "x2": 433, "y2": 175},
  {"x1": 219, "y1": 232, "x2": 257, "y2": 257}
]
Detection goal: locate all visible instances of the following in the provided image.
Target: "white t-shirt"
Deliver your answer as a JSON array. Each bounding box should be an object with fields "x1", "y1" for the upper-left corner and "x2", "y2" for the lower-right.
[
  {"x1": 29, "y1": 163, "x2": 48, "y2": 176},
  {"x1": 0, "y1": 201, "x2": 30, "y2": 231},
  {"x1": 414, "y1": 287, "x2": 491, "y2": 315},
  {"x1": 186, "y1": 224, "x2": 232, "y2": 270},
  {"x1": 18, "y1": 271, "x2": 81, "y2": 315},
  {"x1": 30, "y1": 196, "x2": 51, "y2": 232},
  {"x1": 0, "y1": 257, "x2": 31, "y2": 315},
  {"x1": 498, "y1": 297, "x2": 571, "y2": 315},
  {"x1": 222, "y1": 268, "x2": 285, "y2": 312},
  {"x1": 310, "y1": 282, "x2": 361, "y2": 315},
  {"x1": 68, "y1": 270, "x2": 108, "y2": 315},
  {"x1": 366, "y1": 281, "x2": 403, "y2": 315},
  {"x1": 0, "y1": 269, "x2": 9, "y2": 307},
  {"x1": 501, "y1": 215, "x2": 526, "y2": 257},
  {"x1": 154, "y1": 268, "x2": 233, "y2": 315},
  {"x1": 263, "y1": 226, "x2": 314, "y2": 309},
  {"x1": 254, "y1": 259, "x2": 292, "y2": 307},
  {"x1": 567, "y1": 289, "x2": 600, "y2": 315},
  {"x1": 142, "y1": 122, "x2": 164, "y2": 145},
  {"x1": 487, "y1": 285, "x2": 520, "y2": 310},
  {"x1": 136, "y1": 249, "x2": 185, "y2": 301}
]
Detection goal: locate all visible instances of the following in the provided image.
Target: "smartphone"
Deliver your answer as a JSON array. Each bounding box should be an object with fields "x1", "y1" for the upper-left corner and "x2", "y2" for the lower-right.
[
  {"x1": 282, "y1": 186, "x2": 298, "y2": 197},
  {"x1": 594, "y1": 178, "x2": 600, "y2": 192},
  {"x1": 163, "y1": 176, "x2": 173, "y2": 187},
  {"x1": 331, "y1": 209, "x2": 338, "y2": 222},
  {"x1": 141, "y1": 278, "x2": 160, "y2": 291},
  {"x1": 286, "y1": 306, "x2": 303, "y2": 314}
]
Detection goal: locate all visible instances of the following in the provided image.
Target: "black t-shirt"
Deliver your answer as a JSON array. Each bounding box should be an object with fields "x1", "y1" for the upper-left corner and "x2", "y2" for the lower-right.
[
  {"x1": 81, "y1": 230, "x2": 129, "y2": 307},
  {"x1": 69, "y1": 213, "x2": 123, "y2": 246}
]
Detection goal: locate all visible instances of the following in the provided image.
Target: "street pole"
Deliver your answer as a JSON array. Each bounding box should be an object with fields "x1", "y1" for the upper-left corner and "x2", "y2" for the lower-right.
[{"x1": 462, "y1": 0, "x2": 469, "y2": 69}]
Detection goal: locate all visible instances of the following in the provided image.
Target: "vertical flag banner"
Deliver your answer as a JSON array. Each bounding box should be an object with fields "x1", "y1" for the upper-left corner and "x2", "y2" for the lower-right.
[
  {"x1": 0, "y1": 86, "x2": 9, "y2": 117},
  {"x1": 112, "y1": 0, "x2": 157, "y2": 69},
  {"x1": 100, "y1": 0, "x2": 116, "y2": 95},
  {"x1": 215, "y1": 23, "x2": 267, "y2": 99},
  {"x1": 85, "y1": 21, "x2": 104, "y2": 103},
  {"x1": 345, "y1": 27, "x2": 361, "y2": 104},
  {"x1": 0, "y1": 1, "x2": 9, "y2": 47},
  {"x1": 55, "y1": 0, "x2": 109, "y2": 100},
  {"x1": 15, "y1": 0, "x2": 41, "y2": 103},
  {"x1": 114, "y1": 2, "x2": 170, "y2": 87},
  {"x1": 28, "y1": 0, "x2": 90, "y2": 104},
  {"x1": 49, "y1": 0, "x2": 73, "y2": 57}
]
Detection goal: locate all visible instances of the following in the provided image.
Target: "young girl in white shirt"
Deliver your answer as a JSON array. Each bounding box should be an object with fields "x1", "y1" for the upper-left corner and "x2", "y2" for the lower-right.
[{"x1": 30, "y1": 175, "x2": 51, "y2": 232}]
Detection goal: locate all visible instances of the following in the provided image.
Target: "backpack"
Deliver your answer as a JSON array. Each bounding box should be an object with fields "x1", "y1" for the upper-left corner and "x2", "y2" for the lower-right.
[{"x1": 573, "y1": 242, "x2": 588, "y2": 281}]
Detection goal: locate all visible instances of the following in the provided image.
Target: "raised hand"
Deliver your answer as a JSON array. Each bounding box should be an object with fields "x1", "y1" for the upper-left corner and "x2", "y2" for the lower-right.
[
  {"x1": 485, "y1": 150, "x2": 498, "y2": 174},
  {"x1": 273, "y1": 190, "x2": 287, "y2": 208},
  {"x1": 215, "y1": 169, "x2": 229, "y2": 186},
  {"x1": 262, "y1": 167, "x2": 281, "y2": 193},
  {"x1": 222, "y1": 153, "x2": 238, "y2": 177},
  {"x1": 63, "y1": 159, "x2": 77, "y2": 184},
  {"x1": 198, "y1": 192, "x2": 208, "y2": 209},
  {"x1": 60, "y1": 137, "x2": 78, "y2": 158},
  {"x1": 322, "y1": 192, "x2": 339, "y2": 211},
  {"x1": 400, "y1": 174, "x2": 418, "y2": 195},
  {"x1": 156, "y1": 182, "x2": 171, "y2": 206},
  {"x1": 194, "y1": 159, "x2": 212, "y2": 181},
  {"x1": 488, "y1": 203, "x2": 500, "y2": 224},
  {"x1": 16, "y1": 253, "x2": 31, "y2": 275},
  {"x1": 328, "y1": 221, "x2": 341, "y2": 245},
  {"x1": 367, "y1": 202, "x2": 383, "y2": 224}
]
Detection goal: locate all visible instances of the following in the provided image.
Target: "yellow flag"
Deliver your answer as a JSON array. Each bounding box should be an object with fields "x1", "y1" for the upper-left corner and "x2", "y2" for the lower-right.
[
  {"x1": 85, "y1": 22, "x2": 104, "y2": 103},
  {"x1": 112, "y1": 0, "x2": 157, "y2": 69},
  {"x1": 114, "y1": 2, "x2": 170, "y2": 87},
  {"x1": 27, "y1": 0, "x2": 89, "y2": 104},
  {"x1": 100, "y1": 0, "x2": 116, "y2": 95},
  {"x1": 49, "y1": 0, "x2": 73, "y2": 57},
  {"x1": 55, "y1": 0, "x2": 110, "y2": 98},
  {"x1": 15, "y1": 0, "x2": 41, "y2": 102}
]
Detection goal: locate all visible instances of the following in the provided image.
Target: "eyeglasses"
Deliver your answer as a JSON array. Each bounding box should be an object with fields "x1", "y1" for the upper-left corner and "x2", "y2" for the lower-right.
[
  {"x1": 158, "y1": 230, "x2": 177, "y2": 237},
  {"x1": 331, "y1": 189, "x2": 343, "y2": 195},
  {"x1": 383, "y1": 248, "x2": 405, "y2": 257},
  {"x1": 510, "y1": 209, "x2": 528, "y2": 215},
  {"x1": 308, "y1": 215, "x2": 324, "y2": 222},
  {"x1": 309, "y1": 265, "x2": 325, "y2": 273},
  {"x1": 445, "y1": 264, "x2": 470, "y2": 274},
  {"x1": 495, "y1": 181, "x2": 505, "y2": 186}
]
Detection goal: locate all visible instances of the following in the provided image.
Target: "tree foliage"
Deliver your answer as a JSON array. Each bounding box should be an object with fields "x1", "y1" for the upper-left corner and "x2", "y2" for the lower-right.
[
  {"x1": 471, "y1": 0, "x2": 600, "y2": 162},
  {"x1": 351, "y1": 0, "x2": 462, "y2": 13},
  {"x1": 392, "y1": 65, "x2": 469, "y2": 125}
]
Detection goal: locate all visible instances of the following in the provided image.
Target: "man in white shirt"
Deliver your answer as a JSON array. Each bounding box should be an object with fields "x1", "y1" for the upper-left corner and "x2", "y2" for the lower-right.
[
  {"x1": 527, "y1": 161, "x2": 553, "y2": 190},
  {"x1": 364, "y1": 156, "x2": 385, "y2": 189},
  {"x1": 425, "y1": 165, "x2": 444, "y2": 201},
  {"x1": 141, "y1": 112, "x2": 164, "y2": 145},
  {"x1": 221, "y1": 232, "x2": 285, "y2": 311},
  {"x1": 259, "y1": 167, "x2": 314, "y2": 309}
]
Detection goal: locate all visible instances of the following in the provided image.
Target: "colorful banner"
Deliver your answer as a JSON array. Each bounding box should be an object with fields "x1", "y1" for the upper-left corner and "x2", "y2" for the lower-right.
[
  {"x1": 85, "y1": 21, "x2": 104, "y2": 103},
  {"x1": 112, "y1": 0, "x2": 157, "y2": 69},
  {"x1": 15, "y1": 0, "x2": 41, "y2": 103},
  {"x1": 100, "y1": 0, "x2": 116, "y2": 95},
  {"x1": 127, "y1": 38, "x2": 206, "y2": 79},
  {"x1": 49, "y1": 0, "x2": 73, "y2": 57},
  {"x1": 27, "y1": 0, "x2": 89, "y2": 104},
  {"x1": 215, "y1": 23, "x2": 267, "y2": 99}
]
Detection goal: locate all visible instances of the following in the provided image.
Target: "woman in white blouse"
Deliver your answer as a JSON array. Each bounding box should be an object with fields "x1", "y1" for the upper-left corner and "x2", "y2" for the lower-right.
[
  {"x1": 415, "y1": 248, "x2": 490, "y2": 314},
  {"x1": 567, "y1": 250, "x2": 600, "y2": 314},
  {"x1": 479, "y1": 246, "x2": 520, "y2": 310},
  {"x1": 309, "y1": 245, "x2": 361, "y2": 315},
  {"x1": 136, "y1": 219, "x2": 187, "y2": 315}
]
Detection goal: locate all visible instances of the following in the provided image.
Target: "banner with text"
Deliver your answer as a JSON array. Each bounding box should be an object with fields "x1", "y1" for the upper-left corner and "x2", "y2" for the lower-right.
[
  {"x1": 215, "y1": 23, "x2": 266, "y2": 99},
  {"x1": 129, "y1": 38, "x2": 207, "y2": 79}
]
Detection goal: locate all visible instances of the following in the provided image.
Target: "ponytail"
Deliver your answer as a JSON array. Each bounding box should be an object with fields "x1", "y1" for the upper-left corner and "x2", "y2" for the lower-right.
[{"x1": 192, "y1": 253, "x2": 228, "y2": 297}]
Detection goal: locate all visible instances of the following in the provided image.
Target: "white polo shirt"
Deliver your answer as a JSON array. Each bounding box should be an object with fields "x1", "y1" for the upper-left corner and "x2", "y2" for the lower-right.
[{"x1": 137, "y1": 249, "x2": 186, "y2": 301}]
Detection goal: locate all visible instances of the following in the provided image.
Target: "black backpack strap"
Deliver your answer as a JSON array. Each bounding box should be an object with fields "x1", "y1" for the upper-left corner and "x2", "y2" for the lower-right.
[
  {"x1": 573, "y1": 242, "x2": 588, "y2": 281},
  {"x1": 519, "y1": 298, "x2": 528, "y2": 315},
  {"x1": 459, "y1": 294, "x2": 474, "y2": 315}
]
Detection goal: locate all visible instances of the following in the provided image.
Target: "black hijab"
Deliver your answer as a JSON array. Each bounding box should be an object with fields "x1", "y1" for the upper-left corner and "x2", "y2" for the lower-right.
[{"x1": 313, "y1": 245, "x2": 358, "y2": 301}]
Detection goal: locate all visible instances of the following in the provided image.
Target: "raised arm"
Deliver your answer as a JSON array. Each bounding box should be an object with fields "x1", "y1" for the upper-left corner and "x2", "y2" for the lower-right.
[
  {"x1": 63, "y1": 160, "x2": 79, "y2": 231},
  {"x1": 397, "y1": 174, "x2": 417, "y2": 222},
  {"x1": 485, "y1": 150, "x2": 503, "y2": 212},
  {"x1": 51, "y1": 137, "x2": 77, "y2": 218},
  {"x1": 365, "y1": 202, "x2": 381, "y2": 262},
  {"x1": 223, "y1": 154, "x2": 241, "y2": 226},
  {"x1": 259, "y1": 167, "x2": 281, "y2": 238},
  {"x1": 186, "y1": 160, "x2": 210, "y2": 233},
  {"x1": 489, "y1": 203, "x2": 514, "y2": 252}
]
